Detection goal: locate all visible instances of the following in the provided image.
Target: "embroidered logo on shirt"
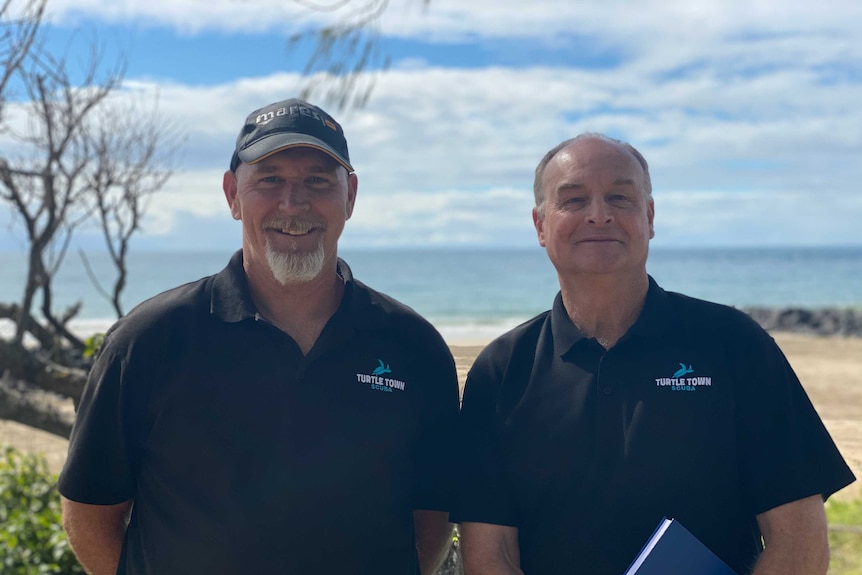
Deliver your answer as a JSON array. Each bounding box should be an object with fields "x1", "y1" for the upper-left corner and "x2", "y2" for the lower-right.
[
  {"x1": 673, "y1": 363, "x2": 694, "y2": 378},
  {"x1": 372, "y1": 359, "x2": 391, "y2": 376},
  {"x1": 356, "y1": 359, "x2": 406, "y2": 393},
  {"x1": 656, "y1": 362, "x2": 712, "y2": 392}
]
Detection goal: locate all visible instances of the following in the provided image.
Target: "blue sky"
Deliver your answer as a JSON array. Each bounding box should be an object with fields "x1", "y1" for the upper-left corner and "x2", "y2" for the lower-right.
[{"x1": 2, "y1": 0, "x2": 861, "y2": 251}]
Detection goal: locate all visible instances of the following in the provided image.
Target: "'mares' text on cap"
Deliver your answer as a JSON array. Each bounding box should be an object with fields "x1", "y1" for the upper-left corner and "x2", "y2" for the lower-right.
[{"x1": 230, "y1": 98, "x2": 353, "y2": 173}]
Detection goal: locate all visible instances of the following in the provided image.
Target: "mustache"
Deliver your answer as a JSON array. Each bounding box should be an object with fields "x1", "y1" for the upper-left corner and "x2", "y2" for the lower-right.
[{"x1": 263, "y1": 217, "x2": 327, "y2": 233}]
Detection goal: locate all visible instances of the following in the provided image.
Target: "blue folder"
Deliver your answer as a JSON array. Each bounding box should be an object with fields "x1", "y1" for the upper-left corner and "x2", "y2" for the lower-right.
[{"x1": 623, "y1": 517, "x2": 737, "y2": 575}]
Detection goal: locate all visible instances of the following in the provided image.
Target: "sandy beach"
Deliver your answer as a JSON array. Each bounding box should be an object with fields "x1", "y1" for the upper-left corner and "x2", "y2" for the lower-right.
[{"x1": 2, "y1": 332, "x2": 860, "y2": 500}]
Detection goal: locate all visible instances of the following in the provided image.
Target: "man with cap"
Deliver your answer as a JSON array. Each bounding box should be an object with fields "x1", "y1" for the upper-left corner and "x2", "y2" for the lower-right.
[
  {"x1": 452, "y1": 133, "x2": 855, "y2": 575},
  {"x1": 58, "y1": 98, "x2": 460, "y2": 575}
]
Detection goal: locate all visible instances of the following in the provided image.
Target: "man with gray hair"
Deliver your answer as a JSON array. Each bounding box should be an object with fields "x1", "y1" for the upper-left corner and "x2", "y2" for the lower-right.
[
  {"x1": 453, "y1": 133, "x2": 854, "y2": 574},
  {"x1": 58, "y1": 98, "x2": 459, "y2": 574}
]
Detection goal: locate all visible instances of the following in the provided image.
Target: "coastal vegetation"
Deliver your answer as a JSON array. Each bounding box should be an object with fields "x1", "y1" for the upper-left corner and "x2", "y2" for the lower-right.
[
  {"x1": 827, "y1": 498, "x2": 862, "y2": 575},
  {"x1": 0, "y1": 446, "x2": 83, "y2": 574},
  {"x1": 1, "y1": 445, "x2": 859, "y2": 574}
]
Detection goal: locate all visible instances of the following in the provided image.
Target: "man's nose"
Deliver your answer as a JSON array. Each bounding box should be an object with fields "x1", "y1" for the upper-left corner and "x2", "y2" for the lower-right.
[
  {"x1": 278, "y1": 185, "x2": 309, "y2": 212},
  {"x1": 586, "y1": 199, "x2": 612, "y2": 224}
]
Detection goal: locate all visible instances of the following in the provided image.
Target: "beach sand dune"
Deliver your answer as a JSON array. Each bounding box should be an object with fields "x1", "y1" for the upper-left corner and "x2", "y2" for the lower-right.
[{"x1": 2, "y1": 333, "x2": 860, "y2": 500}]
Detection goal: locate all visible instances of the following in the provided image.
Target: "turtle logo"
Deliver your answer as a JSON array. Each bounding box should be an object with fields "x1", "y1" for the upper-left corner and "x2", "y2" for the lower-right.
[
  {"x1": 372, "y1": 359, "x2": 391, "y2": 376},
  {"x1": 673, "y1": 363, "x2": 694, "y2": 378}
]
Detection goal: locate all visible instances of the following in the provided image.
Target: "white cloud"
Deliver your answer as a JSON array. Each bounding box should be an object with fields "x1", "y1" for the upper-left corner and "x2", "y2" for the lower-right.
[
  {"x1": 653, "y1": 189, "x2": 862, "y2": 247},
  {"x1": 41, "y1": 0, "x2": 325, "y2": 33},
  {"x1": 377, "y1": 0, "x2": 862, "y2": 63},
  {"x1": 345, "y1": 187, "x2": 535, "y2": 246},
  {"x1": 4, "y1": 58, "x2": 860, "y2": 248},
  {"x1": 143, "y1": 168, "x2": 232, "y2": 233},
  {"x1": 2, "y1": 0, "x2": 860, "y2": 249},
  {"x1": 38, "y1": 0, "x2": 862, "y2": 49}
]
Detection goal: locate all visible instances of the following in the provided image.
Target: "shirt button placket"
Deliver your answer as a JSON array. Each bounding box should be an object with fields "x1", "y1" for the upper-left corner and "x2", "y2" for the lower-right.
[{"x1": 597, "y1": 353, "x2": 614, "y2": 396}]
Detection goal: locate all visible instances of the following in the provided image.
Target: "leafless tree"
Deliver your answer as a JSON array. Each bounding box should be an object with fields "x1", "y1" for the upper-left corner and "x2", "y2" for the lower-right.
[
  {"x1": 81, "y1": 93, "x2": 179, "y2": 317},
  {"x1": 0, "y1": 7, "x2": 177, "y2": 434},
  {"x1": 0, "y1": 46, "x2": 123, "y2": 351},
  {"x1": 0, "y1": 0, "x2": 45, "y2": 111}
]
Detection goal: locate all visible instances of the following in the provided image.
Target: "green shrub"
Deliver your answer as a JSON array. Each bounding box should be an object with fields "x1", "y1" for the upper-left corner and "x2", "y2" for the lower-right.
[
  {"x1": 827, "y1": 497, "x2": 862, "y2": 575},
  {"x1": 83, "y1": 333, "x2": 105, "y2": 361},
  {"x1": 0, "y1": 445, "x2": 84, "y2": 574}
]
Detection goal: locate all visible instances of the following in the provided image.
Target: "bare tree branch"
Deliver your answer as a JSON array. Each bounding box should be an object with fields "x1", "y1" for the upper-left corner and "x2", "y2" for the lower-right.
[
  {"x1": 0, "y1": 375, "x2": 75, "y2": 438},
  {"x1": 84, "y1": 91, "x2": 180, "y2": 317},
  {"x1": 286, "y1": 0, "x2": 428, "y2": 110},
  {"x1": 0, "y1": 45, "x2": 121, "y2": 347},
  {"x1": 0, "y1": 12, "x2": 175, "y2": 355},
  {"x1": 0, "y1": 338, "x2": 86, "y2": 402},
  {"x1": 78, "y1": 249, "x2": 113, "y2": 303},
  {"x1": 0, "y1": 302, "x2": 56, "y2": 351},
  {"x1": 0, "y1": 0, "x2": 46, "y2": 111}
]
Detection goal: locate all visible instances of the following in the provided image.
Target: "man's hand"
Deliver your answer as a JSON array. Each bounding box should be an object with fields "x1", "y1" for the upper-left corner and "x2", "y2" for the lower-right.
[{"x1": 62, "y1": 497, "x2": 133, "y2": 575}]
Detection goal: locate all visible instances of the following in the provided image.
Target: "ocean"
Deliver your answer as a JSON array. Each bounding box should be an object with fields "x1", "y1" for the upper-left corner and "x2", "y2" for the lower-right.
[{"x1": 1, "y1": 247, "x2": 861, "y2": 342}]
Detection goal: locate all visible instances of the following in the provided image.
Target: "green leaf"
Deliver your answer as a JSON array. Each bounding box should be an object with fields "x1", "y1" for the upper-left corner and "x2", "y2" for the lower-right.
[{"x1": 0, "y1": 445, "x2": 85, "y2": 573}]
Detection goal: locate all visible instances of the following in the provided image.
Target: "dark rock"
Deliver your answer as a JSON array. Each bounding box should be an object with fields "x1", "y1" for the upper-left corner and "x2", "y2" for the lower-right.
[{"x1": 740, "y1": 307, "x2": 862, "y2": 337}]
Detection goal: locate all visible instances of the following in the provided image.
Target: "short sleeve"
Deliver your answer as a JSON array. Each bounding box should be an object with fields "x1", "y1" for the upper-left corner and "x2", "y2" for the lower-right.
[
  {"x1": 411, "y1": 334, "x2": 461, "y2": 512},
  {"x1": 450, "y1": 352, "x2": 519, "y2": 526},
  {"x1": 734, "y1": 329, "x2": 855, "y2": 514},
  {"x1": 58, "y1": 333, "x2": 142, "y2": 504}
]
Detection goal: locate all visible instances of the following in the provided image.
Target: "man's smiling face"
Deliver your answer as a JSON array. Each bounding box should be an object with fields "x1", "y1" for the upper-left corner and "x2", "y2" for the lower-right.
[
  {"x1": 223, "y1": 147, "x2": 357, "y2": 285},
  {"x1": 533, "y1": 137, "x2": 654, "y2": 281}
]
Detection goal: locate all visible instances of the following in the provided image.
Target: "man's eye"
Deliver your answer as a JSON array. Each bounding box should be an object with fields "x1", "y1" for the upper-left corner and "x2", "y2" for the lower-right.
[
  {"x1": 261, "y1": 176, "x2": 282, "y2": 183},
  {"x1": 307, "y1": 176, "x2": 330, "y2": 185}
]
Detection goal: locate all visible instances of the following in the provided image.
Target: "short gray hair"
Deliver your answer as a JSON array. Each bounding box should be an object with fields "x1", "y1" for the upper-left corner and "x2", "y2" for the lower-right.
[{"x1": 533, "y1": 133, "x2": 652, "y2": 215}]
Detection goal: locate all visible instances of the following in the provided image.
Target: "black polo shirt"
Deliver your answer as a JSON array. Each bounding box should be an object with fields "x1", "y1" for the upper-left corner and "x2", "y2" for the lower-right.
[
  {"x1": 59, "y1": 251, "x2": 460, "y2": 575},
  {"x1": 453, "y1": 277, "x2": 854, "y2": 575}
]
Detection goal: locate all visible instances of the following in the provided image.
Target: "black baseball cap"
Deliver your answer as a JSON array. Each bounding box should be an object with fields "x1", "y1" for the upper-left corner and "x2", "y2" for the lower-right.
[{"x1": 229, "y1": 98, "x2": 353, "y2": 172}]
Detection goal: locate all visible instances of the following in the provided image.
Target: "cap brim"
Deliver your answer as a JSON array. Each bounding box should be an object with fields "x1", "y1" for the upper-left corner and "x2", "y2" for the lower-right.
[{"x1": 237, "y1": 133, "x2": 354, "y2": 172}]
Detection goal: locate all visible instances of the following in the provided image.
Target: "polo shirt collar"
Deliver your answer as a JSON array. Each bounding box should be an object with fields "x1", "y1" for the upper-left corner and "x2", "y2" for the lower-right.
[
  {"x1": 550, "y1": 291, "x2": 587, "y2": 357},
  {"x1": 210, "y1": 250, "x2": 256, "y2": 323},
  {"x1": 338, "y1": 261, "x2": 389, "y2": 332},
  {"x1": 625, "y1": 275, "x2": 675, "y2": 341},
  {"x1": 550, "y1": 275, "x2": 674, "y2": 357},
  {"x1": 209, "y1": 250, "x2": 368, "y2": 327}
]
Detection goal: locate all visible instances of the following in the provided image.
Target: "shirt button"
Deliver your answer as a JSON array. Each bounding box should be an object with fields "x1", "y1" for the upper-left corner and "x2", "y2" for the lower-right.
[{"x1": 602, "y1": 386, "x2": 613, "y2": 396}]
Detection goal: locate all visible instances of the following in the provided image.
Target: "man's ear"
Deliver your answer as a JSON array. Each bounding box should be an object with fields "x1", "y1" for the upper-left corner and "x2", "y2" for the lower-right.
[
  {"x1": 648, "y1": 197, "x2": 655, "y2": 239},
  {"x1": 223, "y1": 170, "x2": 241, "y2": 221},
  {"x1": 345, "y1": 172, "x2": 358, "y2": 219},
  {"x1": 533, "y1": 207, "x2": 547, "y2": 247}
]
